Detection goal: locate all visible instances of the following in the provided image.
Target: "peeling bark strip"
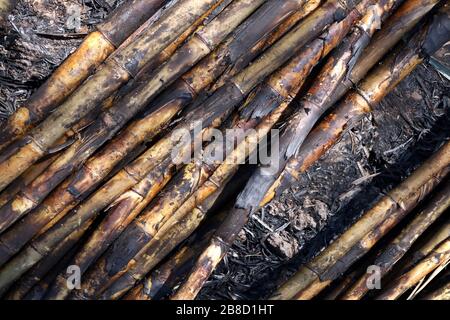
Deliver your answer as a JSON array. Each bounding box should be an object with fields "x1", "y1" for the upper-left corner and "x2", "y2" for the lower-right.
[
  {"x1": 0, "y1": 0, "x2": 259, "y2": 236},
  {"x1": 376, "y1": 237, "x2": 450, "y2": 300},
  {"x1": 0, "y1": 0, "x2": 224, "y2": 193},
  {"x1": 0, "y1": 0, "x2": 166, "y2": 151},
  {"x1": 172, "y1": 0, "x2": 402, "y2": 300},
  {"x1": 0, "y1": 0, "x2": 360, "y2": 297},
  {"x1": 341, "y1": 181, "x2": 450, "y2": 300}
]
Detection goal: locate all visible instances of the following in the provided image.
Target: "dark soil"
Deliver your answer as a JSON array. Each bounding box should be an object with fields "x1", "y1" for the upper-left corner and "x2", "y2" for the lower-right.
[{"x1": 1, "y1": 0, "x2": 449, "y2": 300}]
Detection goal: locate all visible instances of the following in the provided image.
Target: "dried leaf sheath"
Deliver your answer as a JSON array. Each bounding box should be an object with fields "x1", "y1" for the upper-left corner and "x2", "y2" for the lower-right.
[
  {"x1": 0, "y1": 0, "x2": 166, "y2": 151},
  {"x1": 0, "y1": 0, "x2": 313, "y2": 268},
  {"x1": 0, "y1": 0, "x2": 260, "y2": 235},
  {"x1": 0, "y1": 0, "x2": 223, "y2": 192},
  {"x1": 341, "y1": 181, "x2": 450, "y2": 300}
]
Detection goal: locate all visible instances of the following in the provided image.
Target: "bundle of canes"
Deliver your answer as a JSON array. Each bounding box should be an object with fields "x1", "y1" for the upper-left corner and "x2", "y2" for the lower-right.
[
  {"x1": 122, "y1": 209, "x2": 229, "y2": 300},
  {"x1": 0, "y1": 0, "x2": 318, "y2": 263},
  {"x1": 69, "y1": 0, "x2": 370, "y2": 299},
  {"x1": 0, "y1": 0, "x2": 225, "y2": 192},
  {"x1": 172, "y1": 0, "x2": 416, "y2": 300},
  {"x1": 0, "y1": 0, "x2": 360, "y2": 297},
  {"x1": 0, "y1": 0, "x2": 262, "y2": 236},
  {"x1": 340, "y1": 180, "x2": 450, "y2": 299},
  {"x1": 0, "y1": 0, "x2": 167, "y2": 151}
]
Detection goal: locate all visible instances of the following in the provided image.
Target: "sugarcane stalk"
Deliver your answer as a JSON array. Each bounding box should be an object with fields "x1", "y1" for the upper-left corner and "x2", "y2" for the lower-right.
[
  {"x1": 0, "y1": 0, "x2": 167, "y2": 151},
  {"x1": 171, "y1": 0, "x2": 397, "y2": 300},
  {"x1": 123, "y1": 210, "x2": 226, "y2": 300},
  {"x1": 0, "y1": 0, "x2": 258, "y2": 235},
  {"x1": 0, "y1": 154, "x2": 58, "y2": 208},
  {"x1": 376, "y1": 237, "x2": 450, "y2": 300},
  {"x1": 396, "y1": 219, "x2": 450, "y2": 276},
  {"x1": 0, "y1": 0, "x2": 313, "y2": 262},
  {"x1": 3, "y1": 218, "x2": 92, "y2": 300},
  {"x1": 341, "y1": 180, "x2": 450, "y2": 300},
  {"x1": 0, "y1": 0, "x2": 224, "y2": 193}
]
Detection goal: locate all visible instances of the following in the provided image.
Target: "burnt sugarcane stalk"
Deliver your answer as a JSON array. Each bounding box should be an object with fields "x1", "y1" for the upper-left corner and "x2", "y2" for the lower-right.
[
  {"x1": 341, "y1": 180, "x2": 450, "y2": 300},
  {"x1": 0, "y1": 0, "x2": 167, "y2": 151},
  {"x1": 0, "y1": 0, "x2": 260, "y2": 235},
  {"x1": 96, "y1": 181, "x2": 231, "y2": 300},
  {"x1": 0, "y1": 0, "x2": 224, "y2": 192},
  {"x1": 396, "y1": 219, "x2": 450, "y2": 276},
  {"x1": 73, "y1": 8, "x2": 366, "y2": 299},
  {"x1": 0, "y1": 0, "x2": 311, "y2": 269},
  {"x1": 0, "y1": 0, "x2": 361, "y2": 295},
  {"x1": 376, "y1": 237, "x2": 450, "y2": 300},
  {"x1": 3, "y1": 218, "x2": 92, "y2": 300},
  {"x1": 123, "y1": 210, "x2": 227, "y2": 300},
  {"x1": 171, "y1": 0, "x2": 399, "y2": 300}
]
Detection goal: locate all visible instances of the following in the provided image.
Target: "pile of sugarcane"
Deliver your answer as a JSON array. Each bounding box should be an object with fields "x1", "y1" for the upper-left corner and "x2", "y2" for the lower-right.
[{"x1": 0, "y1": 0, "x2": 448, "y2": 300}]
